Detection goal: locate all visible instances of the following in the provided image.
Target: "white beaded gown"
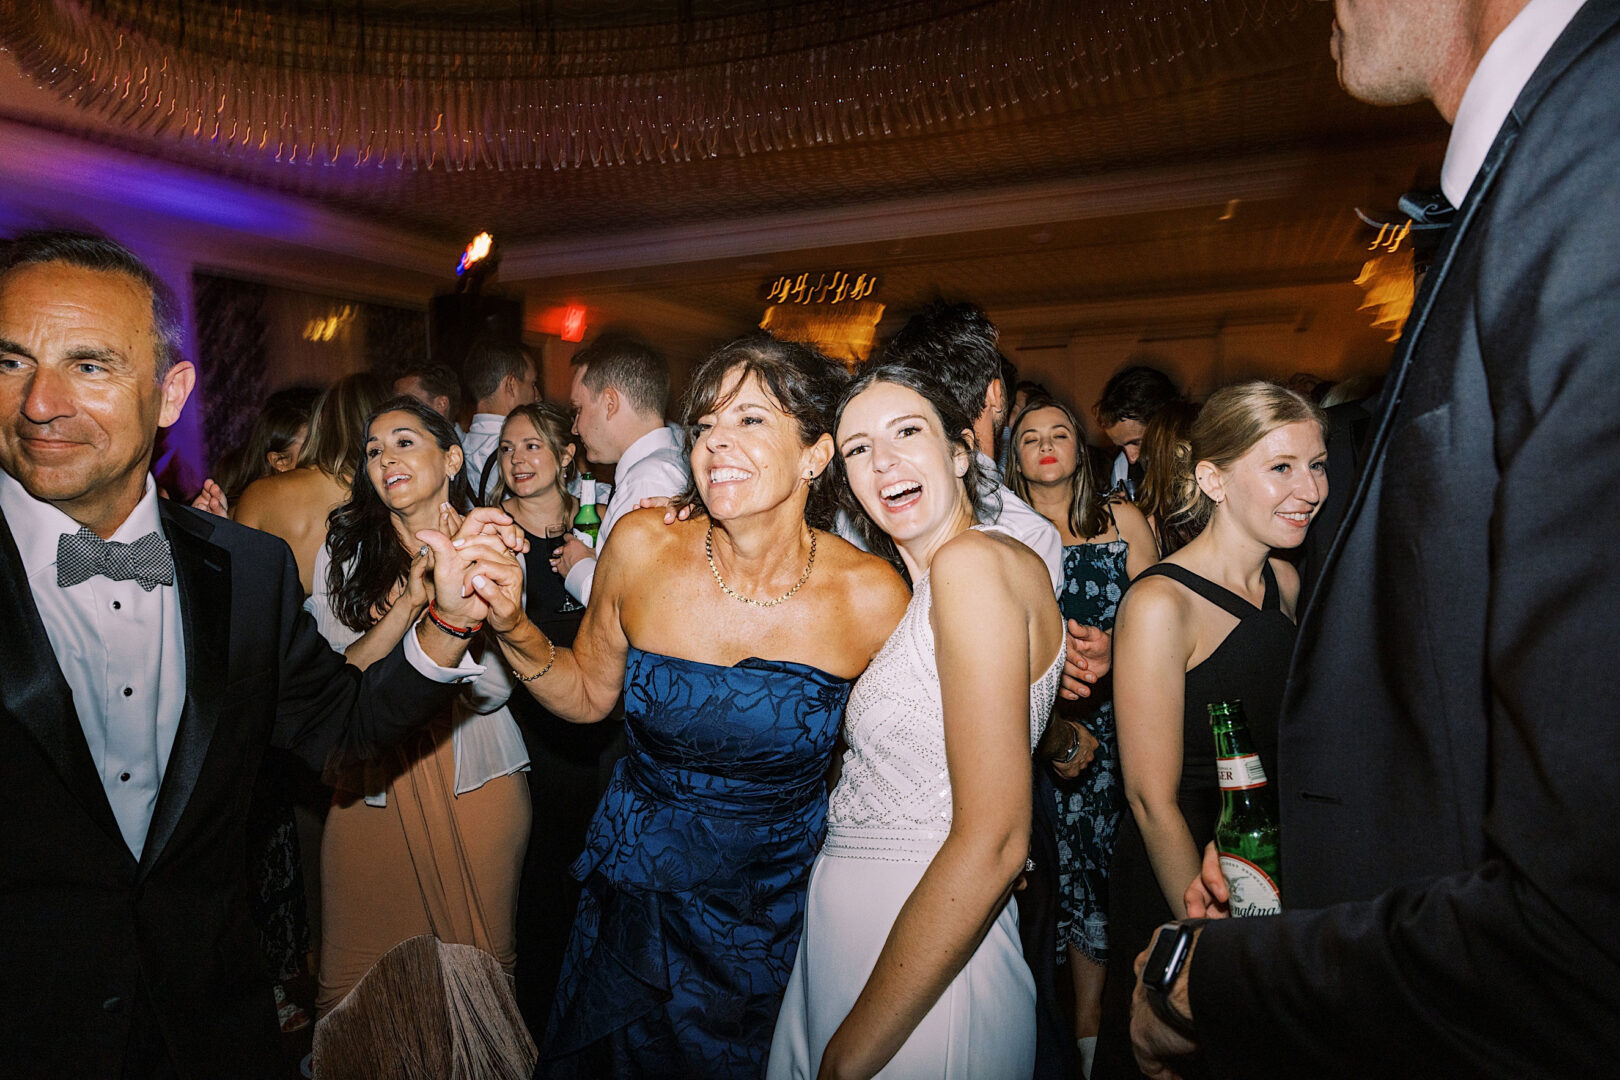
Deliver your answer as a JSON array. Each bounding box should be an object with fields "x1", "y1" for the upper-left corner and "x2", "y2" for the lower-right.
[{"x1": 768, "y1": 554, "x2": 1063, "y2": 1080}]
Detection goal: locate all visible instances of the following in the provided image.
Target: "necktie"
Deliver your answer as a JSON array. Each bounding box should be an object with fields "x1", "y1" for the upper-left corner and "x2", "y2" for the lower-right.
[{"x1": 56, "y1": 527, "x2": 175, "y2": 592}]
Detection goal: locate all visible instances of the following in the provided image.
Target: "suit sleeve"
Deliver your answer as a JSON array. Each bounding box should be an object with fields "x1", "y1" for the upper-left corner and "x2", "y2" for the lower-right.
[
  {"x1": 268, "y1": 545, "x2": 464, "y2": 774},
  {"x1": 1190, "y1": 33, "x2": 1620, "y2": 1080}
]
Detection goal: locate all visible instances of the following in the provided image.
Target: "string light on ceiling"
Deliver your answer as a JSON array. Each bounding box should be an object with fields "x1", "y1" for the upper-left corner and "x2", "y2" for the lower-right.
[{"x1": 0, "y1": 0, "x2": 1309, "y2": 172}]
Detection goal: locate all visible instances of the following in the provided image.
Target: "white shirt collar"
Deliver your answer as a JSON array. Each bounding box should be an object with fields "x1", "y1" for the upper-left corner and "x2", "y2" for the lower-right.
[
  {"x1": 1441, "y1": 0, "x2": 1587, "y2": 207},
  {"x1": 468, "y1": 412, "x2": 505, "y2": 435},
  {"x1": 617, "y1": 423, "x2": 681, "y2": 476},
  {"x1": 0, "y1": 467, "x2": 165, "y2": 577}
]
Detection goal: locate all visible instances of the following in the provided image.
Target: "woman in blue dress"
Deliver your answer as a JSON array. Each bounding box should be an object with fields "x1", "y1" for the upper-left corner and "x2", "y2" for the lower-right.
[
  {"x1": 1006, "y1": 396, "x2": 1157, "y2": 1073},
  {"x1": 471, "y1": 333, "x2": 910, "y2": 1079}
]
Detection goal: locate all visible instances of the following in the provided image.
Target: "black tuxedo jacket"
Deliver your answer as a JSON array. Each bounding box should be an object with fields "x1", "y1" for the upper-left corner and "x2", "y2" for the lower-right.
[
  {"x1": 0, "y1": 499, "x2": 461, "y2": 1078},
  {"x1": 1191, "y1": 4, "x2": 1620, "y2": 1077}
]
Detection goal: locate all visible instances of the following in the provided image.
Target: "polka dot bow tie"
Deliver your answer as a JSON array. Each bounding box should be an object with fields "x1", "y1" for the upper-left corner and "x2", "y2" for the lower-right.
[{"x1": 56, "y1": 527, "x2": 175, "y2": 592}]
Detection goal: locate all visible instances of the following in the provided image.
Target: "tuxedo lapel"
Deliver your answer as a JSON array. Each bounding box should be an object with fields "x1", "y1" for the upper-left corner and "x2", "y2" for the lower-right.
[
  {"x1": 139, "y1": 504, "x2": 231, "y2": 878},
  {"x1": 1291, "y1": 118, "x2": 1521, "y2": 660},
  {"x1": 0, "y1": 511, "x2": 130, "y2": 852},
  {"x1": 1295, "y1": 1, "x2": 1620, "y2": 645}
]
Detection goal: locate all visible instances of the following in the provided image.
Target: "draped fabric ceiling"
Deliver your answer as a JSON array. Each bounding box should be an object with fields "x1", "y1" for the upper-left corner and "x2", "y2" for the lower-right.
[{"x1": 0, "y1": 0, "x2": 1447, "y2": 376}]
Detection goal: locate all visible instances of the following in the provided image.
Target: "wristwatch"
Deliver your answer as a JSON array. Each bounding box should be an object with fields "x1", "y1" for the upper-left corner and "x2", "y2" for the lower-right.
[{"x1": 1141, "y1": 919, "x2": 1206, "y2": 1041}]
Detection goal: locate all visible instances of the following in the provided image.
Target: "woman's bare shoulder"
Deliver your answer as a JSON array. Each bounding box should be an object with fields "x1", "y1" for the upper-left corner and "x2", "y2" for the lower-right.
[
  {"x1": 238, "y1": 468, "x2": 339, "y2": 523},
  {"x1": 1114, "y1": 567, "x2": 1187, "y2": 625},
  {"x1": 817, "y1": 530, "x2": 908, "y2": 599}
]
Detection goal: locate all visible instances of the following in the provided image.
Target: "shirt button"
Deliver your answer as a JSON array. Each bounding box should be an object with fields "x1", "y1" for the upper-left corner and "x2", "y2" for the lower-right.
[
  {"x1": 111, "y1": 600, "x2": 122, "y2": 611},
  {"x1": 122, "y1": 687, "x2": 133, "y2": 697},
  {"x1": 119, "y1": 772, "x2": 131, "y2": 782}
]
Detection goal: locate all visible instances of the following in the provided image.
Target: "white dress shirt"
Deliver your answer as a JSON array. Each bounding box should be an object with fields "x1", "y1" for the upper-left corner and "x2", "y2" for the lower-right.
[
  {"x1": 461, "y1": 412, "x2": 505, "y2": 495},
  {"x1": 977, "y1": 451, "x2": 1065, "y2": 597},
  {"x1": 1109, "y1": 449, "x2": 1131, "y2": 496},
  {"x1": 306, "y1": 545, "x2": 523, "y2": 806},
  {"x1": 564, "y1": 424, "x2": 690, "y2": 605},
  {"x1": 0, "y1": 470, "x2": 184, "y2": 859},
  {"x1": 0, "y1": 468, "x2": 484, "y2": 856},
  {"x1": 1440, "y1": 0, "x2": 1587, "y2": 207}
]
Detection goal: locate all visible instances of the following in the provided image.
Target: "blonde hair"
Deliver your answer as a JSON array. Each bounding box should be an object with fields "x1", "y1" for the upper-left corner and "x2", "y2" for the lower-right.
[
  {"x1": 486, "y1": 401, "x2": 578, "y2": 507},
  {"x1": 1135, "y1": 399, "x2": 1201, "y2": 555},
  {"x1": 297, "y1": 372, "x2": 389, "y2": 483},
  {"x1": 1004, "y1": 396, "x2": 1110, "y2": 541},
  {"x1": 1161, "y1": 381, "x2": 1326, "y2": 543}
]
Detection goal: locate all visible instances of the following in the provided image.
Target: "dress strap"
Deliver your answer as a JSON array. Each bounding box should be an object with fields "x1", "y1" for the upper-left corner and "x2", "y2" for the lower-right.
[
  {"x1": 1260, "y1": 560, "x2": 1280, "y2": 611},
  {"x1": 1134, "y1": 563, "x2": 1261, "y2": 620}
]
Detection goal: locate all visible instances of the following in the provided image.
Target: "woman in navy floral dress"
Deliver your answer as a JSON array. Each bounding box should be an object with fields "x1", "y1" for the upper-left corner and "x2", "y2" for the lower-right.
[
  {"x1": 470, "y1": 335, "x2": 910, "y2": 1080},
  {"x1": 1007, "y1": 397, "x2": 1157, "y2": 1071}
]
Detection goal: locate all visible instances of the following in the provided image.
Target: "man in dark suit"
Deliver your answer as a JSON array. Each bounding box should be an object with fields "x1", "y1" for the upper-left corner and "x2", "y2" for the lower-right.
[
  {"x1": 0, "y1": 231, "x2": 520, "y2": 1078},
  {"x1": 1129, "y1": 1, "x2": 1620, "y2": 1077}
]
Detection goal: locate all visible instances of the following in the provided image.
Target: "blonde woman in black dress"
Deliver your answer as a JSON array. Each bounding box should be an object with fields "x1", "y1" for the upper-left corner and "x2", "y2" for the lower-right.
[{"x1": 1093, "y1": 382, "x2": 1326, "y2": 1079}]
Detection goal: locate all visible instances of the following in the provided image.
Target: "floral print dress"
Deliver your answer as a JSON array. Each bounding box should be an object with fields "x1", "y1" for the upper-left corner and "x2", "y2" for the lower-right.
[{"x1": 1055, "y1": 536, "x2": 1130, "y2": 963}]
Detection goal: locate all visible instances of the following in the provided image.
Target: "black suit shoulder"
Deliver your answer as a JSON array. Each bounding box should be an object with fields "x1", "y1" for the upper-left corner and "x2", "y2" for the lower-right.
[
  {"x1": 1190, "y1": 7, "x2": 1620, "y2": 1079},
  {"x1": 160, "y1": 500, "x2": 299, "y2": 564}
]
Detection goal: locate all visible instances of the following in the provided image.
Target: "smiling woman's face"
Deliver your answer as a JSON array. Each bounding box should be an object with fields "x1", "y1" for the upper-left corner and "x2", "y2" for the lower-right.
[
  {"x1": 837, "y1": 379, "x2": 971, "y2": 546},
  {"x1": 690, "y1": 365, "x2": 822, "y2": 524},
  {"x1": 364, "y1": 410, "x2": 460, "y2": 515}
]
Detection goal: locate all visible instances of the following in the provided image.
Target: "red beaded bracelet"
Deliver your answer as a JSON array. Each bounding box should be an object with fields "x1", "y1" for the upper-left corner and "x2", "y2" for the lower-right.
[{"x1": 425, "y1": 602, "x2": 484, "y2": 639}]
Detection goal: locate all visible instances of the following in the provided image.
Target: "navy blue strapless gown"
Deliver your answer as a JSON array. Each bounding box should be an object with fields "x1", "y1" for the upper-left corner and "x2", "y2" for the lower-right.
[{"x1": 539, "y1": 647, "x2": 852, "y2": 1080}]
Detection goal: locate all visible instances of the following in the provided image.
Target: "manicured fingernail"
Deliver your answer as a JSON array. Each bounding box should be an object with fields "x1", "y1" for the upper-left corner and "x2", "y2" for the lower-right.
[
  {"x1": 473, "y1": 575, "x2": 487, "y2": 588},
  {"x1": 453, "y1": 539, "x2": 465, "y2": 548}
]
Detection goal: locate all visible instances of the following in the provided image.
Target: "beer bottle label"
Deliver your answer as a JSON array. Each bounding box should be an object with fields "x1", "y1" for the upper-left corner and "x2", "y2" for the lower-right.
[
  {"x1": 1216, "y1": 753, "x2": 1267, "y2": 790},
  {"x1": 1219, "y1": 853, "x2": 1281, "y2": 916}
]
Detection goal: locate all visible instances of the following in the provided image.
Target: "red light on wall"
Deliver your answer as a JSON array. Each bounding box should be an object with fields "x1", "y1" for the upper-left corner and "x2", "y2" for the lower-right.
[
  {"x1": 527, "y1": 303, "x2": 589, "y2": 342},
  {"x1": 561, "y1": 304, "x2": 587, "y2": 343}
]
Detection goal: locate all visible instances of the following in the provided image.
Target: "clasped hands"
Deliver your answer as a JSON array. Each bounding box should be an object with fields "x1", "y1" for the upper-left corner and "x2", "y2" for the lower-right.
[{"x1": 412, "y1": 505, "x2": 530, "y2": 630}]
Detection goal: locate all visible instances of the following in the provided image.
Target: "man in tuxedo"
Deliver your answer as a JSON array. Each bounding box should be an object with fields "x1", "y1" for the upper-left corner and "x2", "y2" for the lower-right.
[
  {"x1": 1128, "y1": 1, "x2": 1620, "y2": 1077},
  {"x1": 0, "y1": 230, "x2": 518, "y2": 1078}
]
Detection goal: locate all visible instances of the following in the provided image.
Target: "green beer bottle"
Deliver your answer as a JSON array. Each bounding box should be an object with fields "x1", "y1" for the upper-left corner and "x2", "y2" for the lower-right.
[
  {"x1": 1208, "y1": 700, "x2": 1282, "y2": 916},
  {"x1": 573, "y1": 473, "x2": 602, "y2": 549}
]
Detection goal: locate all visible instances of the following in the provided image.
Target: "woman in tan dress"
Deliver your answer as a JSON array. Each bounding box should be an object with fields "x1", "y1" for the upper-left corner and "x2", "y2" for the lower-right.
[{"x1": 305, "y1": 397, "x2": 533, "y2": 1079}]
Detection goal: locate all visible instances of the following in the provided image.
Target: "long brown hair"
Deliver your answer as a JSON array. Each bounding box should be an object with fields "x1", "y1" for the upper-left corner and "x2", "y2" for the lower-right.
[
  {"x1": 297, "y1": 372, "x2": 389, "y2": 483},
  {"x1": 1004, "y1": 395, "x2": 1110, "y2": 541},
  {"x1": 1160, "y1": 382, "x2": 1325, "y2": 544},
  {"x1": 325, "y1": 398, "x2": 474, "y2": 633},
  {"x1": 1135, "y1": 398, "x2": 1201, "y2": 555}
]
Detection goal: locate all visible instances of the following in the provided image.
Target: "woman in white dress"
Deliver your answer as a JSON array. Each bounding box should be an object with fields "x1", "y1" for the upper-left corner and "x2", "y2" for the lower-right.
[{"x1": 770, "y1": 366, "x2": 1065, "y2": 1080}]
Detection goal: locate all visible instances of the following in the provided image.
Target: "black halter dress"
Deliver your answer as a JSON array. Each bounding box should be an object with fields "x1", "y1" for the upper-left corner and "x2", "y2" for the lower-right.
[{"x1": 1092, "y1": 560, "x2": 1297, "y2": 1080}]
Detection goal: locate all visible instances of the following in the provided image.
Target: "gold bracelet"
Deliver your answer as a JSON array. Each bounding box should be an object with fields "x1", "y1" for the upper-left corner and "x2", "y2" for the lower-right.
[{"x1": 513, "y1": 636, "x2": 556, "y2": 682}]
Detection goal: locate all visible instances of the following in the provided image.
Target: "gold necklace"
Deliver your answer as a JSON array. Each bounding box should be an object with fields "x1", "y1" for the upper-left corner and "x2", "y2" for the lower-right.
[{"x1": 706, "y1": 522, "x2": 817, "y2": 607}]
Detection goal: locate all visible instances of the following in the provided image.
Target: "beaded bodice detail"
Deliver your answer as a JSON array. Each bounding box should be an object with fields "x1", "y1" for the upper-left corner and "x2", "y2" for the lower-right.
[{"x1": 824, "y1": 570, "x2": 1063, "y2": 862}]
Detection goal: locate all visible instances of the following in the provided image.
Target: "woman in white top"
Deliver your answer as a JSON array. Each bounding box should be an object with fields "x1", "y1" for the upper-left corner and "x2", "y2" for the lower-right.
[
  {"x1": 769, "y1": 365, "x2": 1065, "y2": 1080},
  {"x1": 304, "y1": 397, "x2": 532, "y2": 1076}
]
